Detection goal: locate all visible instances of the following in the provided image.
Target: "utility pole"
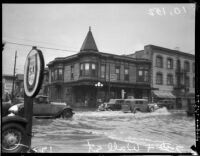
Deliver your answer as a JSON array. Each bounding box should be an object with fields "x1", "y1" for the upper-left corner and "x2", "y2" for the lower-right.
[
  {"x1": 108, "y1": 62, "x2": 110, "y2": 101},
  {"x1": 12, "y1": 51, "x2": 17, "y2": 101}
]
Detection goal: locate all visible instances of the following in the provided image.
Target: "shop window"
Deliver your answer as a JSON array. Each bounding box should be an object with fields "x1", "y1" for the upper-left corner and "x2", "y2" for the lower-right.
[
  {"x1": 156, "y1": 72, "x2": 163, "y2": 85},
  {"x1": 156, "y1": 56, "x2": 163, "y2": 68},
  {"x1": 167, "y1": 74, "x2": 173, "y2": 85},
  {"x1": 167, "y1": 58, "x2": 173, "y2": 69}
]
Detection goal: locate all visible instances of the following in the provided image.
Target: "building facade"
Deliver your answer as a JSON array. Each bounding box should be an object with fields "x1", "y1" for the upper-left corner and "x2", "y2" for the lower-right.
[
  {"x1": 128, "y1": 45, "x2": 195, "y2": 109},
  {"x1": 47, "y1": 28, "x2": 152, "y2": 108},
  {"x1": 2, "y1": 74, "x2": 24, "y2": 98}
]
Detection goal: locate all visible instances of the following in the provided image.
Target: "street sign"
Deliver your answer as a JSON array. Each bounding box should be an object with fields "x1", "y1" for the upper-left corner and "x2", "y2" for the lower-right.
[{"x1": 24, "y1": 47, "x2": 44, "y2": 98}]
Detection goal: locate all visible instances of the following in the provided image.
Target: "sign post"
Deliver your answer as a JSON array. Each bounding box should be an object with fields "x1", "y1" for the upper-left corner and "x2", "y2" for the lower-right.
[{"x1": 23, "y1": 47, "x2": 44, "y2": 149}]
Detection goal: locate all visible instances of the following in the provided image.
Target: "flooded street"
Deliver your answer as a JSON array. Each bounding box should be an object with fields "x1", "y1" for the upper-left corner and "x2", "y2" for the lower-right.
[{"x1": 31, "y1": 108, "x2": 195, "y2": 153}]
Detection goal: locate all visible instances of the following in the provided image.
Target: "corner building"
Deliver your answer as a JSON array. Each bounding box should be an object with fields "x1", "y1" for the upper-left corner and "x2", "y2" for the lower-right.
[
  {"x1": 128, "y1": 45, "x2": 195, "y2": 109},
  {"x1": 47, "y1": 28, "x2": 152, "y2": 108}
]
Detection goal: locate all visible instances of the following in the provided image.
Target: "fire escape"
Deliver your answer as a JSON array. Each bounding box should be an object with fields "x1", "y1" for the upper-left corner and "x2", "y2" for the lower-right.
[{"x1": 174, "y1": 60, "x2": 189, "y2": 96}]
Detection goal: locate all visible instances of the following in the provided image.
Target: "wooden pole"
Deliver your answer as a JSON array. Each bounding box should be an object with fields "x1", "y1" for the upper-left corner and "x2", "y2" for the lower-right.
[
  {"x1": 24, "y1": 93, "x2": 33, "y2": 148},
  {"x1": 12, "y1": 51, "x2": 17, "y2": 101}
]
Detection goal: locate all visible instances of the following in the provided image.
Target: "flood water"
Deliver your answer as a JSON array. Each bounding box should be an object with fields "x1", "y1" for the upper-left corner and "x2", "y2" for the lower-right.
[{"x1": 31, "y1": 108, "x2": 195, "y2": 153}]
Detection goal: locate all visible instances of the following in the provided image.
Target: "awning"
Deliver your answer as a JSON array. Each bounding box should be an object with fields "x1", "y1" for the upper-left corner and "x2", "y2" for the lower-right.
[{"x1": 153, "y1": 90, "x2": 176, "y2": 99}]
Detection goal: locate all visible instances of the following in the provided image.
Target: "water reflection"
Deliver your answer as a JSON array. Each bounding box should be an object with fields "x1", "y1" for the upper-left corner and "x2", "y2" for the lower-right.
[{"x1": 32, "y1": 108, "x2": 195, "y2": 153}]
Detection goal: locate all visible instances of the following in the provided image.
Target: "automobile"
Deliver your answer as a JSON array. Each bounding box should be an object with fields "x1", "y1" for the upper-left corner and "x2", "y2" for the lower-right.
[
  {"x1": 97, "y1": 103, "x2": 110, "y2": 111},
  {"x1": 8, "y1": 95, "x2": 75, "y2": 119},
  {"x1": 121, "y1": 99, "x2": 159, "y2": 113},
  {"x1": 2, "y1": 92, "x2": 13, "y2": 117},
  {"x1": 157, "y1": 99, "x2": 175, "y2": 109},
  {"x1": 97, "y1": 99, "x2": 125, "y2": 111}
]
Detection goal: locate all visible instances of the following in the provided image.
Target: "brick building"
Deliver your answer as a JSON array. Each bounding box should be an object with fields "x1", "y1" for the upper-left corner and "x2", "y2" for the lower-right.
[
  {"x1": 47, "y1": 28, "x2": 152, "y2": 108},
  {"x1": 128, "y1": 45, "x2": 195, "y2": 109}
]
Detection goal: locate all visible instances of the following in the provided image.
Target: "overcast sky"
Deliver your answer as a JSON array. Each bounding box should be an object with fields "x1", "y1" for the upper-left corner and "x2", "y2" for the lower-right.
[{"x1": 2, "y1": 3, "x2": 195, "y2": 75}]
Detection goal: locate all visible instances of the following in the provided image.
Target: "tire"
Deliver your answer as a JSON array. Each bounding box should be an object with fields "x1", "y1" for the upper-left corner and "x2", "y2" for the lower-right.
[
  {"x1": 61, "y1": 109, "x2": 73, "y2": 119},
  {"x1": 2, "y1": 123, "x2": 28, "y2": 153}
]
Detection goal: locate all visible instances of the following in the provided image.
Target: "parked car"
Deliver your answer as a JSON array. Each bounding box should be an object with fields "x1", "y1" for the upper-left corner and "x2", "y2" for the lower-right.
[
  {"x1": 97, "y1": 99, "x2": 125, "y2": 111},
  {"x1": 2, "y1": 92, "x2": 13, "y2": 117},
  {"x1": 122, "y1": 99, "x2": 159, "y2": 113},
  {"x1": 157, "y1": 100, "x2": 175, "y2": 109},
  {"x1": 8, "y1": 95, "x2": 74, "y2": 119}
]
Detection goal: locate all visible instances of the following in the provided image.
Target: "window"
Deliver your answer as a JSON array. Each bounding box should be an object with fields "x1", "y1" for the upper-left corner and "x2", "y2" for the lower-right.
[
  {"x1": 156, "y1": 56, "x2": 163, "y2": 68},
  {"x1": 167, "y1": 74, "x2": 173, "y2": 85},
  {"x1": 80, "y1": 63, "x2": 83, "y2": 76},
  {"x1": 124, "y1": 68, "x2": 129, "y2": 81},
  {"x1": 71, "y1": 65, "x2": 74, "y2": 80},
  {"x1": 51, "y1": 68, "x2": 63, "y2": 81},
  {"x1": 54, "y1": 69, "x2": 58, "y2": 80},
  {"x1": 193, "y1": 63, "x2": 195, "y2": 73},
  {"x1": 167, "y1": 58, "x2": 173, "y2": 69},
  {"x1": 185, "y1": 76, "x2": 190, "y2": 88},
  {"x1": 184, "y1": 61, "x2": 190, "y2": 72},
  {"x1": 91, "y1": 63, "x2": 96, "y2": 76},
  {"x1": 137, "y1": 66, "x2": 149, "y2": 82},
  {"x1": 85, "y1": 63, "x2": 90, "y2": 76},
  {"x1": 193, "y1": 77, "x2": 195, "y2": 88},
  {"x1": 51, "y1": 70, "x2": 54, "y2": 81},
  {"x1": 58, "y1": 68, "x2": 63, "y2": 80},
  {"x1": 115, "y1": 66, "x2": 120, "y2": 80},
  {"x1": 156, "y1": 73, "x2": 163, "y2": 85},
  {"x1": 79, "y1": 63, "x2": 97, "y2": 77},
  {"x1": 100, "y1": 64, "x2": 106, "y2": 78}
]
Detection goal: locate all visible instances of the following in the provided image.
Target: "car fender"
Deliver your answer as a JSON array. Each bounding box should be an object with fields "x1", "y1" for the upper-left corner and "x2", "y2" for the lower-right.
[{"x1": 2, "y1": 116, "x2": 28, "y2": 127}]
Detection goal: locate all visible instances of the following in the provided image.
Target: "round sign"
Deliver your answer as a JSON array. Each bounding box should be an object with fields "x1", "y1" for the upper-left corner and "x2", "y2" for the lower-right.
[{"x1": 24, "y1": 47, "x2": 44, "y2": 97}]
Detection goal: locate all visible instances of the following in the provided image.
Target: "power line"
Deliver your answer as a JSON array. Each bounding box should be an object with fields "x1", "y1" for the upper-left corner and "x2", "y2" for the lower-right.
[{"x1": 4, "y1": 41, "x2": 79, "y2": 53}]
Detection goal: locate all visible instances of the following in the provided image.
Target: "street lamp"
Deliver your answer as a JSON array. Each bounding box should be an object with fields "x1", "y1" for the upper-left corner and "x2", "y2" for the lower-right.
[{"x1": 95, "y1": 82, "x2": 103, "y2": 105}]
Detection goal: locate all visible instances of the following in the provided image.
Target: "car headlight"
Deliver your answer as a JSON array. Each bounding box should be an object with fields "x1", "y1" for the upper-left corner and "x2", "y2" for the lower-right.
[{"x1": 8, "y1": 105, "x2": 19, "y2": 113}]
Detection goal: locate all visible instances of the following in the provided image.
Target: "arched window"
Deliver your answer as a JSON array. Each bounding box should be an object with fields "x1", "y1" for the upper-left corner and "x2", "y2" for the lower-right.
[
  {"x1": 156, "y1": 72, "x2": 163, "y2": 85},
  {"x1": 156, "y1": 55, "x2": 163, "y2": 68},
  {"x1": 184, "y1": 61, "x2": 190, "y2": 72},
  {"x1": 167, "y1": 74, "x2": 173, "y2": 85}
]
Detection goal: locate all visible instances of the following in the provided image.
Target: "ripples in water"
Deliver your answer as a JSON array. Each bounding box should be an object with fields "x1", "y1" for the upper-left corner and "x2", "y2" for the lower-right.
[{"x1": 32, "y1": 107, "x2": 195, "y2": 153}]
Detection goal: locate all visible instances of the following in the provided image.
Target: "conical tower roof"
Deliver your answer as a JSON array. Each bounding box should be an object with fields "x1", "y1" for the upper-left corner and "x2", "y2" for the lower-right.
[{"x1": 80, "y1": 27, "x2": 98, "y2": 52}]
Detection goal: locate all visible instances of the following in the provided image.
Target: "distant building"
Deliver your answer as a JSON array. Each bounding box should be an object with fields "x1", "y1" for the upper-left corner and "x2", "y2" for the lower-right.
[
  {"x1": 127, "y1": 45, "x2": 195, "y2": 109},
  {"x1": 47, "y1": 28, "x2": 152, "y2": 107},
  {"x1": 2, "y1": 74, "x2": 15, "y2": 94},
  {"x1": 2, "y1": 74, "x2": 24, "y2": 97},
  {"x1": 38, "y1": 68, "x2": 49, "y2": 96}
]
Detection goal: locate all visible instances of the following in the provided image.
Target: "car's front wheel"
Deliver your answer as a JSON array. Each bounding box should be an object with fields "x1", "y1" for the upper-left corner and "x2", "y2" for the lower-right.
[
  {"x1": 2, "y1": 123, "x2": 28, "y2": 153},
  {"x1": 61, "y1": 109, "x2": 73, "y2": 118}
]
